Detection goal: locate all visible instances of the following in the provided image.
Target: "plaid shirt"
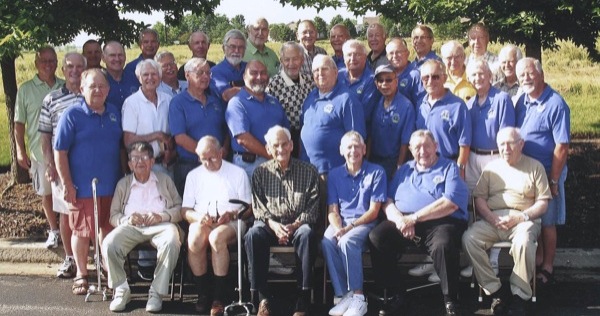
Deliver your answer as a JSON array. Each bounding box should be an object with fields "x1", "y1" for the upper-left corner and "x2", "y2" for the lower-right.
[
  {"x1": 299, "y1": 45, "x2": 327, "y2": 76},
  {"x1": 267, "y1": 71, "x2": 314, "y2": 130},
  {"x1": 252, "y1": 158, "x2": 320, "y2": 225}
]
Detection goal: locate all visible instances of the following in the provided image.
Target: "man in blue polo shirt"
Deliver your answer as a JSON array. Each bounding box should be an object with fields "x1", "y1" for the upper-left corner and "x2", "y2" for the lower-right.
[
  {"x1": 226, "y1": 60, "x2": 290, "y2": 178},
  {"x1": 515, "y1": 57, "x2": 570, "y2": 287},
  {"x1": 102, "y1": 41, "x2": 140, "y2": 111},
  {"x1": 169, "y1": 58, "x2": 227, "y2": 195},
  {"x1": 416, "y1": 59, "x2": 471, "y2": 177},
  {"x1": 338, "y1": 40, "x2": 380, "y2": 129},
  {"x1": 329, "y1": 24, "x2": 351, "y2": 70},
  {"x1": 386, "y1": 37, "x2": 425, "y2": 107},
  {"x1": 123, "y1": 28, "x2": 160, "y2": 77},
  {"x1": 368, "y1": 129, "x2": 468, "y2": 316},
  {"x1": 212, "y1": 29, "x2": 247, "y2": 102},
  {"x1": 369, "y1": 65, "x2": 415, "y2": 181},
  {"x1": 54, "y1": 68, "x2": 123, "y2": 295},
  {"x1": 411, "y1": 25, "x2": 442, "y2": 69}
]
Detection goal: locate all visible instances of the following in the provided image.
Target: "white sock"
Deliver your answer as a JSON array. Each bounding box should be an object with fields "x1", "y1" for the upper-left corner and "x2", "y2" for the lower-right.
[
  {"x1": 353, "y1": 294, "x2": 365, "y2": 300},
  {"x1": 116, "y1": 282, "x2": 130, "y2": 291}
]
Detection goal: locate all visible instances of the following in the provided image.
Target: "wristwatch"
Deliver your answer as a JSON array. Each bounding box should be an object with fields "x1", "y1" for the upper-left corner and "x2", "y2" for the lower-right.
[
  {"x1": 522, "y1": 212, "x2": 530, "y2": 222},
  {"x1": 550, "y1": 179, "x2": 558, "y2": 185}
]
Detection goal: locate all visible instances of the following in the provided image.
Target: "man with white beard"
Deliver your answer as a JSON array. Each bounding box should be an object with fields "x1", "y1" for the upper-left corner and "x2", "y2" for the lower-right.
[
  {"x1": 212, "y1": 29, "x2": 247, "y2": 102},
  {"x1": 225, "y1": 60, "x2": 291, "y2": 178}
]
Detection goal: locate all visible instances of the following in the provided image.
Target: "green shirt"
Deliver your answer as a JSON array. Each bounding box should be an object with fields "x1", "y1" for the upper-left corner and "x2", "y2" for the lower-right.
[
  {"x1": 243, "y1": 40, "x2": 280, "y2": 78},
  {"x1": 14, "y1": 75, "x2": 65, "y2": 161}
]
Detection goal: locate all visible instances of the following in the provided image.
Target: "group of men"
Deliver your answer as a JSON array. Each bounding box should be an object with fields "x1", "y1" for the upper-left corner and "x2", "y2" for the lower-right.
[{"x1": 14, "y1": 15, "x2": 569, "y2": 316}]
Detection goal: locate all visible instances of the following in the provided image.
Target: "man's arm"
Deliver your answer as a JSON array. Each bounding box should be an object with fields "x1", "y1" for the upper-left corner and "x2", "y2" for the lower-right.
[
  {"x1": 457, "y1": 146, "x2": 470, "y2": 179},
  {"x1": 174, "y1": 134, "x2": 199, "y2": 156},
  {"x1": 109, "y1": 179, "x2": 127, "y2": 227},
  {"x1": 411, "y1": 197, "x2": 459, "y2": 223},
  {"x1": 181, "y1": 207, "x2": 202, "y2": 224},
  {"x1": 327, "y1": 204, "x2": 344, "y2": 231},
  {"x1": 235, "y1": 132, "x2": 270, "y2": 158},
  {"x1": 474, "y1": 196, "x2": 501, "y2": 226},
  {"x1": 14, "y1": 122, "x2": 30, "y2": 170},
  {"x1": 550, "y1": 143, "x2": 569, "y2": 196},
  {"x1": 222, "y1": 87, "x2": 242, "y2": 102},
  {"x1": 54, "y1": 150, "x2": 75, "y2": 204},
  {"x1": 40, "y1": 132, "x2": 57, "y2": 181},
  {"x1": 397, "y1": 144, "x2": 409, "y2": 167}
]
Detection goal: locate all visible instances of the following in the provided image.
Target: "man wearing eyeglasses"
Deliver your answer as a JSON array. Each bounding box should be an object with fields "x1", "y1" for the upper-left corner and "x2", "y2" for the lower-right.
[
  {"x1": 212, "y1": 29, "x2": 248, "y2": 102},
  {"x1": 386, "y1": 37, "x2": 425, "y2": 107},
  {"x1": 369, "y1": 65, "x2": 415, "y2": 181},
  {"x1": 243, "y1": 18, "x2": 280, "y2": 78},
  {"x1": 411, "y1": 25, "x2": 442, "y2": 68},
  {"x1": 181, "y1": 136, "x2": 251, "y2": 315},
  {"x1": 102, "y1": 141, "x2": 182, "y2": 313}
]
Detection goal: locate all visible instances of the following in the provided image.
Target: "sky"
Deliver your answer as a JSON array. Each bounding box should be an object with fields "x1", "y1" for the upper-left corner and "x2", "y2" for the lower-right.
[{"x1": 71, "y1": 0, "x2": 371, "y2": 46}]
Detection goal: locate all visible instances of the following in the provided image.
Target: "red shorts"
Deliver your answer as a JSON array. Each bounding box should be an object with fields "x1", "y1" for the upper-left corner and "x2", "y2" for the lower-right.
[{"x1": 68, "y1": 196, "x2": 113, "y2": 238}]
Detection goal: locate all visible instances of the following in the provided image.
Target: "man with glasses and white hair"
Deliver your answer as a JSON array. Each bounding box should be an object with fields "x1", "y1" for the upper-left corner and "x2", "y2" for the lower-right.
[
  {"x1": 155, "y1": 51, "x2": 188, "y2": 97},
  {"x1": 410, "y1": 25, "x2": 442, "y2": 68},
  {"x1": 212, "y1": 29, "x2": 248, "y2": 102}
]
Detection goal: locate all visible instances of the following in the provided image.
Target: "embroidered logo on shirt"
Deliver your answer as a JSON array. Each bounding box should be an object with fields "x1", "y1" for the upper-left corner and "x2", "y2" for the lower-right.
[
  {"x1": 400, "y1": 79, "x2": 408, "y2": 88},
  {"x1": 440, "y1": 110, "x2": 450, "y2": 121},
  {"x1": 357, "y1": 87, "x2": 363, "y2": 95},
  {"x1": 392, "y1": 113, "x2": 400, "y2": 123},
  {"x1": 269, "y1": 98, "x2": 276, "y2": 105},
  {"x1": 109, "y1": 113, "x2": 118, "y2": 122},
  {"x1": 324, "y1": 104, "x2": 334, "y2": 113},
  {"x1": 433, "y1": 175, "x2": 444, "y2": 184},
  {"x1": 487, "y1": 109, "x2": 496, "y2": 118}
]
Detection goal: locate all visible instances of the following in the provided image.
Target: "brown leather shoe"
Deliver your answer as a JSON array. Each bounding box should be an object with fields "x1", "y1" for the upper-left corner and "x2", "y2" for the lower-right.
[
  {"x1": 292, "y1": 312, "x2": 306, "y2": 316},
  {"x1": 210, "y1": 300, "x2": 224, "y2": 316},
  {"x1": 257, "y1": 299, "x2": 271, "y2": 316},
  {"x1": 195, "y1": 294, "x2": 209, "y2": 313}
]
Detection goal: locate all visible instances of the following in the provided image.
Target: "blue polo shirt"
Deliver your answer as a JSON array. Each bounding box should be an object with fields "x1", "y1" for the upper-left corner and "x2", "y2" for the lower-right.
[
  {"x1": 328, "y1": 161, "x2": 387, "y2": 220},
  {"x1": 333, "y1": 55, "x2": 346, "y2": 70},
  {"x1": 370, "y1": 92, "x2": 416, "y2": 159},
  {"x1": 515, "y1": 85, "x2": 571, "y2": 170},
  {"x1": 54, "y1": 99, "x2": 122, "y2": 198},
  {"x1": 390, "y1": 157, "x2": 468, "y2": 221},
  {"x1": 123, "y1": 54, "x2": 144, "y2": 78},
  {"x1": 338, "y1": 66, "x2": 381, "y2": 126},
  {"x1": 106, "y1": 71, "x2": 140, "y2": 111},
  {"x1": 397, "y1": 63, "x2": 425, "y2": 107},
  {"x1": 169, "y1": 90, "x2": 226, "y2": 161},
  {"x1": 211, "y1": 59, "x2": 247, "y2": 99},
  {"x1": 412, "y1": 51, "x2": 442, "y2": 69},
  {"x1": 467, "y1": 87, "x2": 515, "y2": 150},
  {"x1": 416, "y1": 91, "x2": 472, "y2": 159},
  {"x1": 300, "y1": 81, "x2": 367, "y2": 174},
  {"x1": 225, "y1": 88, "x2": 290, "y2": 153}
]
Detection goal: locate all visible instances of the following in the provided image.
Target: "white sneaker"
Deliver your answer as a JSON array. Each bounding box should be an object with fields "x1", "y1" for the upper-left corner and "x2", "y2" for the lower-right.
[
  {"x1": 57, "y1": 257, "x2": 76, "y2": 278},
  {"x1": 343, "y1": 295, "x2": 367, "y2": 316},
  {"x1": 268, "y1": 253, "x2": 293, "y2": 275},
  {"x1": 460, "y1": 265, "x2": 473, "y2": 278},
  {"x1": 45, "y1": 230, "x2": 59, "y2": 249},
  {"x1": 491, "y1": 260, "x2": 499, "y2": 276},
  {"x1": 329, "y1": 291, "x2": 353, "y2": 316},
  {"x1": 109, "y1": 287, "x2": 131, "y2": 312},
  {"x1": 428, "y1": 271, "x2": 440, "y2": 283},
  {"x1": 146, "y1": 288, "x2": 162, "y2": 312},
  {"x1": 408, "y1": 263, "x2": 434, "y2": 276}
]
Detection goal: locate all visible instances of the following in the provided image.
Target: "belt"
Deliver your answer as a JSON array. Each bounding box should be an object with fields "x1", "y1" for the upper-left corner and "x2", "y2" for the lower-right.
[{"x1": 470, "y1": 147, "x2": 499, "y2": 155}]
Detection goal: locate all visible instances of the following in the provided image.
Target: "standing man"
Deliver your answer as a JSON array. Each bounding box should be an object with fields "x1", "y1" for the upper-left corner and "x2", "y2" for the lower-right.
[
  {"x1": 267, "y1": 42, "x2": 313, "y2": 158},
  {"x1": 226, "y1": 60, "x2": 290, "y2": 178},
  {"x1": 54, "y1": 68, "x2": 123, "y2": 295},
  {"x1": 39, "y1": 52, "x2": 85, "y2": 278},
  {"x1": 243, "y1": 17, "x2": 280, "y2": 77},
  {"x1": 82, "y1": 39, "x2": 102, "y2": 69},
  {"x1": 124, "y1": 28, "x2": 160, "y2": 76},
  {"x1": 14, "y1": 46, "x2": 65, "y2": 249},
  {"x1": 212, "y1": 29, "x2": 247, "y2": 102},
  {"x1": 369, "y1": 130, "x2": 469, "y2": 316},
  {"x1": 466, "y1": 22, "x2": 500, "y2": 82},
  {"x1": 102, "y1": 41, "x2": 139, "y2": 111},
  {"x1": 386, "y1": 37, "x2": 425, "y2": 107},
  {"x1": 441, "y1": 41, "x2": 476, "y2": 103},
  {"x1": 296, "y1": 20, "x2": 327, "y2": 76},
  {"x1": 155, "y1": 51, "x2": 188, "y2": 97},
  {"x1": 463, "y1": 127, "x2": 550, "y2": 316},
  {"x1": 515, "y1": 57, "x2": 570, "y2": 287},
  {"x1": 245, "y1": 126, "x2": 320, "y2": 316},
  {"x1": 177, "y1": 31, "x2": 216, "y2": 80},
  {"x1": 494, "y1": 44, "x2": 523, "y2": 103},
  {"x1": 366, "y1": 23, "x2": 389, "y2": 70},
  {"x1": 411, "y1": 25, "x2": 441, "y2": 68},
  {"x1": 329, "y1": 24, "x2": 351, "y2": 70}
]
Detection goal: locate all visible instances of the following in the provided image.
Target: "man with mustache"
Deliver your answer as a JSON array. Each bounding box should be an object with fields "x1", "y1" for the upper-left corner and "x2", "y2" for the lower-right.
[{"x1": 212, "y1": 29, "x2": 248, "y2": 102}]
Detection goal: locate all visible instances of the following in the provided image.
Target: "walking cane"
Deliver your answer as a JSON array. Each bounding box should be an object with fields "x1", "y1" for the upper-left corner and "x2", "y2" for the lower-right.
[{"x1": 85, "y1": 178, "x2": 108, "y2": 302}]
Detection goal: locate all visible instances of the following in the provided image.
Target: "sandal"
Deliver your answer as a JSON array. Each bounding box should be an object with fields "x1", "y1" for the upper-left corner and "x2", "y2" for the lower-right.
[
  {"x1": 72, "y1": 276, "x2": 89, "y2": 295},
  {"x1": 536, "y1": 269, "x2": 556, "y2": 286}
]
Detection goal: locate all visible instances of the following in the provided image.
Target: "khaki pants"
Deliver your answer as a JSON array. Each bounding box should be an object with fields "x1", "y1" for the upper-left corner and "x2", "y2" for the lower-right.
[
  {"x1": 462, "y1": 209, "x2": 541, "y2": 300},
  {"x1": 102, "y1": 222, "x2": 182, "y2": 295}
]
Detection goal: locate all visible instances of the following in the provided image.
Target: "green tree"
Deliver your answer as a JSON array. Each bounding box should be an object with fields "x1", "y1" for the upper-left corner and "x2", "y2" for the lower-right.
[
  {"x1": 231, "y1": 14, "x2": 246, "y2": 32},
  {"x1": 279, "y1": 0, "x2": 600, "y2": 61},
  {"x1": 342, "y1": 18, "x2": 357, "y2": 38},
  {"x1": 0, "y1": 0, "x2": 219, "y2": 183},
  {"x1": 314, "y1": 16, "x2": 328, "y2": 39},
  {"x1": 270, "y1": 23, "x2": 295, "y2": 42},
  {"x1": 329, "y1": 14, "x2": 344, "y2": 29}
]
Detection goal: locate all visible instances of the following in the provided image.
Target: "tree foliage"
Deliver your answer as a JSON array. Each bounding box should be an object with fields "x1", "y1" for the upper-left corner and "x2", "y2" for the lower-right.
[
  {"x1": 270, "y1": 23, "x2": 296, "y2": 42},
  {"x1": 313, "y1": 16, "x2": 328, "y2": 39}
]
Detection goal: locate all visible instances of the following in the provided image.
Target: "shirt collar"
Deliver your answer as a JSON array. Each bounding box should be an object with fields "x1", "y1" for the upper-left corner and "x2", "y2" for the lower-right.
[{"x1": 130, "y1": 171, "x2": 158, "y2": 188}]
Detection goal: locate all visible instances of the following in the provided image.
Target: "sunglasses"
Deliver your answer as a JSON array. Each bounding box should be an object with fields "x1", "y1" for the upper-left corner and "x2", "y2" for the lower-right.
[
  {"x1": 421, "y1": 74, "x2": 442, "y2": 82},
  {"x1": 376, "y1": 78, "x2": 395, "y2": 84}
]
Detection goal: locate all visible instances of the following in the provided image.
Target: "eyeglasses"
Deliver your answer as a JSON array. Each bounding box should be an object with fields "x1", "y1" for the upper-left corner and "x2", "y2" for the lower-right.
[
  {"x1": 225, "y1": 44, "x2": 245, "y2": 51},
  {"x1": 130, "y1": 155, "x2": 151, "y2": 163},
  {"x1": 421, "y1": 74, "x2": 442, "y2": 82},
  {"x1": 189, "y1": 70, "x2": 211, "y2": 77},
  {"x1": 376, "y1": 78, "x2": 395, "y2": 84}
]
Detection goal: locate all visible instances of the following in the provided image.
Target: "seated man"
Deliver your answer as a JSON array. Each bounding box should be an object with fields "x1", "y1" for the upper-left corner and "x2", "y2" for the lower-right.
[
  {"x1": 102, "y1": 141, "x2": 182, "y2": 313},
  {"x1": 245, "y1": 125, "x2": 320, "y2": 316},
  {"x1": 462, "y1": 127, "x2": 550, "y2": 315},
  {"x1": 368, "y1": 129, "x2": 469, "y2": 316},
  {"x1": 322, "y1": 131, "x2": 386, "y2": 316},
  {"x1": 181, "y1": 136, "x2": 251, "y2": 315}
]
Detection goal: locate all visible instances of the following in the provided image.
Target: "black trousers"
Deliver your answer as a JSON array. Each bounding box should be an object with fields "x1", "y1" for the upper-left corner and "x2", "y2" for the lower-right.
[{"x1": 369, "y1": 217, "x2": 467, "y2": 300}]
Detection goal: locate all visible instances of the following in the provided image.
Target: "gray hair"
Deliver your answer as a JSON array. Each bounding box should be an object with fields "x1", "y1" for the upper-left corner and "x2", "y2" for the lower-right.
[
  {"x1": 496, "y1": 127, "x2": 522, "y2": 143},
  {"x1": 196, "y1": 136, "x2": 222, "y2": 154},
  {"x1": 264, "y1": 125, "x2": 292, "y2": 145},
  {"x1": 102, "y1": 40, "x2": 124, "y2": 55},
  {"x1": 184, "y1": 57, "x2": 209, "y2": 73},
  {"x1": 420, "y1": 59, "x2": 446, "y2": 75},
  {"x1": 128, "y1": 141, "x2": 154, "y2": 158},
  {"x1": 341, "y1": 130, "x2": 365, "y2": 146},
  {"x1": 279, "y1": 41, "x2": 304, "y2": 57},
  {"x1": 154, "y1": 51, "x2": 175, "y2": 63},
  {"x1": 80, "y1": 68, "x2": 109, "y2": 87},
  {"x1": 63, "y1": 52, "x2": 87, "y2": 69},
  {"x1": 499, "y1": 44, "x2": 523, "y2": 61},
  {"x1": 188, "y1": 31, "x2": 210, "y2": 45},
  {"x1": 135, "y1": 59, "x2": 162, "y2": 79},
  {"x1": 409, "y1": 129, "x2": 437, "y2": 146},
  {"x1": 35, "y1": 46, "x2": 57, "y2": 62},
  {"x1": 222, "y1": 29, "x2": 246, "y2": 46},
  {"x1": 342, "y1": 39, "x2": 367, "y2": 56},
  {"x1": 466, "y1": 59, "x2": 491, "y2": 80},
  {"x1": 516, "y1": 57, "x2": 543, "y2": 76},
  {"x1": 440, "y1": 40, "x2": 465, "y2": 58},
  {"x1": 312, "y1": 54, "x2": 337, "y2": 72},
  {"x1": 139, "y1": 28, "x2": 159, "y2": 44}
]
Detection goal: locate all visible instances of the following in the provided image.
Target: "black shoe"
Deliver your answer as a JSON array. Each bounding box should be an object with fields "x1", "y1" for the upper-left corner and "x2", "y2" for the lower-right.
[
  {"x1": 379, "y1": 294, "x2": 406, "y2": 315},
  {"x1": 137, "y1": 265, "x2": 154, "y2": 281},
  {"x1": 195, "y1": 294, "x2": 210, "y2": 313},
  {"x1": 491, "y1": 297, "x2": 507, "y2": 315},
  {"x1": 445, "y1": 301, "x2": 459, "y2": 316},
  {"x1": 509, "y1": 295, "x2": 526, "y2": 316}
]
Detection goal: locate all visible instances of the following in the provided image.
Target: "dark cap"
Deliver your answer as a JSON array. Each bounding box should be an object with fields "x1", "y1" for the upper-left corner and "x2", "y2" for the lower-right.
[{"x1": 374, "y1": 64, "x2": 394, "y2": 77}]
